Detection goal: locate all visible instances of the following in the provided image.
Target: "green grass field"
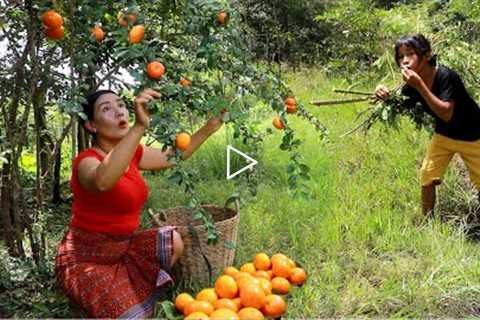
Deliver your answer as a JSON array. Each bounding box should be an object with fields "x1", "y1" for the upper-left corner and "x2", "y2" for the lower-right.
[{"x1": 145, "y1": 69, "x2": 480, "y2": 318}]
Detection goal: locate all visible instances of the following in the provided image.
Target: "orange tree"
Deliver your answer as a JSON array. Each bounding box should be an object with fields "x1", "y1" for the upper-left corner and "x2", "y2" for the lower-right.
[{"x1": 38, "y1": 0, "x2": 326, "y2": 243}]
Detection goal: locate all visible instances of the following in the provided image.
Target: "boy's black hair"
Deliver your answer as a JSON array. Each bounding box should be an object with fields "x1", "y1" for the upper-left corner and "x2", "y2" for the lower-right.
[
  {"x1": 81, "y1": 89, "x2": 117, "y2": 125},
  {"x1": 394, "y1": 33, "x2": 437, "y2": 67}
]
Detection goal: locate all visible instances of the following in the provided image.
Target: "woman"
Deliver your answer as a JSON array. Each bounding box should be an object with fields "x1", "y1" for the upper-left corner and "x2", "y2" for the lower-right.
[
  {"x1": 55, "y1": 88, "x2": 223, "y2": 318},
  {"x1": 376, "y1": 33, "x2": 480, "y2": 217}
]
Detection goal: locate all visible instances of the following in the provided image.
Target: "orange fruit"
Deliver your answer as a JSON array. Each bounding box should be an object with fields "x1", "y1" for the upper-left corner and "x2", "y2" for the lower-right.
[
  {"x1": 240, "y1": 262, "x2": 256, "y2": 275},
  {"x1": 215, "y1": 275, "x2": 238, "y2": 299},
  {"x1": 184, "y1": 300, "x2": 214, "y2": 316},
  {"x1": 91, "y1": 25, "x2": 105, "y2": 42},
  {"x1": 271, "y1": 277, "x2": 290, "y2": 295},
  {"x1": 146, "y1": 61, "x2": 165, "y2": 79},
  {"x1": 233, "y1": 272, "x2": 251, "y2": 281},
  {"x1": 253, "y1": 270, "x2": 271, "y2": 280},
  {"x1": 261, "y1": 294, "x2": 286, "y2": 318},
  {"x1": 266, "y1": 270, "x2": 274, "y2": 279},
  {"x1": 272, "y1": 258, "x2": 292, "y2": 278},
  {"x1": 196, "y1": 288, "x2": 218, "y2": 306},
  {"x1": 175, "y1": 293, "x2": 195, "y2": 313},
  {"x1": 210, "y1": 308, "x2": 239, "y2": 320},
  {"x1": 289, "y1": 267, "x2": 307, "y2": 285},
  {"x1": 175, "y1": 132, "x2": 191, "y2": 151},
  {"x1": 214, "y1": 298, "x2": 238, "y2": 312},
  {"x1": 253, "y1": 253, "x2": 271, "y2": 271},
  {"x1": 45, "y1": 26, "x2": 64, "y2": 40},
  {"x1": 285, "y1": 97, "x2": 296, "y2": 106},
  {"x1": 185, "y1": 311, "x2": 209, "y2": 320},
  {"x1": 238, "y1": 307, "x2": 264, "y2": 320},
  {"x1": 288, "y1": 258, "x2": 296, "y2": 268},
  {"x1": 180, "y1": 77, "x2": 192, "y2": 87},
  {"x1": 270, "y1": 253, "x2": 288, "y2": 264},
  {"x1": 236, "y1": 275, "x2": 259, "y2": 292},
  {"x1": 42, "y1": 10, "x2": 63, "y2": 29},
  {"x1": 117, "y1": 11, "x2": 137, "y2": 27},
  {"x1": 239, "y1": 285, "x2": 266, "y2": 309},
  {"x1": 272, "y1": 116, "x2": 284, "y2": 130},
  {"x1": 128, "y1": 25, "x2": 144, "y2": 44},
  {"x1": 224, "y1": 266, "x2": 239, "y2": 277},
  {"x1": 217, "y1": 10, "x2": 228, "y2": 26},
  {"x1": 233, "y1": 297, "x2": 242, "y2": 309},
  {"x1": 258, "y1": 278, "x2": 272, "y2": 295},
  {"x1": 286, "y1": 104, "x2": 297, "y2": 113}
]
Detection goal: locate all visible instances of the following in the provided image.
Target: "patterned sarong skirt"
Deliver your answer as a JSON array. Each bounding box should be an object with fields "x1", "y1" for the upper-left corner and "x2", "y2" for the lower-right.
[{"x1": 55, "y1": 226, "x2": 175, "y2": 318}]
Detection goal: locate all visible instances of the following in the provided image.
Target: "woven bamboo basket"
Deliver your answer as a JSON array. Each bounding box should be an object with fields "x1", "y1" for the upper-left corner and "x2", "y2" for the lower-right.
[{"x1": 149, "y1": 200, "x2": 240, "y2": 286}]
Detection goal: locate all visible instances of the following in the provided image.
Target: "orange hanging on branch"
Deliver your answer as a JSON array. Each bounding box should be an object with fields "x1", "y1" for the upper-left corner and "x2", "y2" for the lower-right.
[
  {"x1": 118, "y1": 11, "x2": 137, "y2": 27},
  {"x1": 128, "y1": 25, "x2": 144, "y2": 44},
  {"x1": 272, "y1": 116, "x2": 285, "y2": 130},
  {"x1": 91, "y1": 25, "x2": 105, "y2": 42},
  {"x1": 146, "y1": 61, "x2": 165, "y2": 79},
  {"x1": 176, "y1": 132, "x2": 191, "y2": 151},
  {"x1": 42, "y1": 10, "x2": 63, "y2": 29},
  {"x1": 45, "y1": 26, "x2": 65, "y2": 40},
  {"x1": 180, "y1": 77, "x2": 192, "y2": 87},
  {"x1": 217, "y1": 10, "x2": 228, "y2": 26}
]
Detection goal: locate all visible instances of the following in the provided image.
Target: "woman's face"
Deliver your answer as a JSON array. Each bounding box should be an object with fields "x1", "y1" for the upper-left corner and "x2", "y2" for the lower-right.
[
  {"x1": 89, "y1": 93, "x2": 130, "y2": 141},
  {"x1": 397, "y1": 44, "x2": 428, "y2": 72}
]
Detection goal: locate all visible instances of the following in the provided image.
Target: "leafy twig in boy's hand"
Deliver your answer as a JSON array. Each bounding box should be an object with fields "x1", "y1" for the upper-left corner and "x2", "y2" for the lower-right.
[
  {"x1": 354, "y1": 105, "x2": 375, "y2": 121},
  {"x1": 342, "y1": 86, "x2": 434, "y2": 136},
  {"x1": 309, "y1": 96, "x2": 372, "y2": 106},
  {"x1": 333, "y1": 89, "x2": 374, "y2": 96}
]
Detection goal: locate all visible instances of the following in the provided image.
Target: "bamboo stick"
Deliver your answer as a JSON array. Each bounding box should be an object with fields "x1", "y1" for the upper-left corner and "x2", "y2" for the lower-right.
[
  {"x1": 333, "y1": 89, "x2": 373, "y2": 96},
  {"x1": 309, "y1": 96, "x2": 372, "y2": 106}
]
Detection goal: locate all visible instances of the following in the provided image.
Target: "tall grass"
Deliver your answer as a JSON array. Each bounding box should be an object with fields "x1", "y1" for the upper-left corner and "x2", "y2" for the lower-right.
[{"x1": 147, "y1": 67, "x2": 480, "y2": 317}]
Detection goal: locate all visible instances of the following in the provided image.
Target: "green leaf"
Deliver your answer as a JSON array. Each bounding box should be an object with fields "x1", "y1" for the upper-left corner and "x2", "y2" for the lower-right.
[
  {"x1": 224, "y1": 240, "x2": 236, "y2": 249},
  {"x1": 225, "y1": 193, "x2": 240, "y2": 206},
  {"x1": 287, "y1": 163, "x2": 296, "y2": 174},
  {"x1": 168, "y1": 172, "x2": 183, "y2": 185},
  {"x1": 192, "y1": 210, "x2": 203, "y2": 220},
  {"x1": 160, "y1": 301, "x2": 182, "y2": 320}
]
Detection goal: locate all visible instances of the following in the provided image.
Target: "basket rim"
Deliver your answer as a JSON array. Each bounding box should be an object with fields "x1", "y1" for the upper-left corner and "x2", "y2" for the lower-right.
[
  {"x1": 150, "y1": 203, "x2": 240, "y2": 229},
  {"x1": 157, "y1": 203, "x2": 239, "y2": 212}
]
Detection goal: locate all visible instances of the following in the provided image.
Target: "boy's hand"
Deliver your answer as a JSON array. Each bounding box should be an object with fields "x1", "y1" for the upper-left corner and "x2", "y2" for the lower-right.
[
  {"x1": 401, "y1": 66, "x2": 423, "y2": 90},
  {"x1": 375, "y1": 84, "x2": 390, "y2": 101}
]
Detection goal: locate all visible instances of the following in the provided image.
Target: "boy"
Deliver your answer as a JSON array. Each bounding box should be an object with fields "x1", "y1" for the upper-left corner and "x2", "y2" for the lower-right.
[{"x1": 376, "y1": 33, "x2": 480, "y2": 217}]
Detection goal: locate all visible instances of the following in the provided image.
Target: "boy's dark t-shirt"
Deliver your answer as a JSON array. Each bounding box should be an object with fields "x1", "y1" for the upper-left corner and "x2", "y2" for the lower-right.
[{"x1": 402, "y1": 65, "x2": 480, "y2": 141}]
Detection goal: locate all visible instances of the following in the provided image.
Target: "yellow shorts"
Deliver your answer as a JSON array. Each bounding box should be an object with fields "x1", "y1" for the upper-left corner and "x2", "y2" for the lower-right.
[{"x1": 420, "y1": 133, "x2": 480, "y2": 189}]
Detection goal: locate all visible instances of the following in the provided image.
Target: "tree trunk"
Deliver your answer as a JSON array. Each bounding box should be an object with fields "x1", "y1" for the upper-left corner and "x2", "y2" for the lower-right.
[
  {"x1": 0, "y1": 162, "x2": 17, "y2": 256},
  {"x1": 77, "y1": 123, "x2": 89, "y2": 152},
  {"x1": 33, "y1": 84, "x2": 54, "y2": 192},
  {"x1": 31, "y1": 84, "x2": 51, "y2": 265},
  {"x1": 1, "y1": 26, "x2": 32, "y2": 256},
  {"x1": 52, "y1": 143, "x2": 62, "y2": 204},
  {"x1": 52, "y1": 117, "x2": 73, "y2": 204}
]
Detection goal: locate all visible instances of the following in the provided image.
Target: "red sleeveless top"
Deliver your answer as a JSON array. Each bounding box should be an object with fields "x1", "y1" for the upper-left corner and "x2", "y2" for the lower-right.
[{"x1": 70, "y1": 145, "x2": 149, "y2": 234}]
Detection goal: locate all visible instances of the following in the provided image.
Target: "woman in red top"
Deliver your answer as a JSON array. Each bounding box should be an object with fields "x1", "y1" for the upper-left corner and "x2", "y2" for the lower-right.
[{"x1": 55, "y1": 88, "x2": 223, "y2": 318}]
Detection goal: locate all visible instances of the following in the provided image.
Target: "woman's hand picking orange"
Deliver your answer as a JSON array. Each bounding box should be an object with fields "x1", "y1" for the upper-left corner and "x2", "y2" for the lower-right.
[
  {"x1": 205, "y1": 109, "x2": 226, "y2": 133},
  {"x1": 133, "y1": 88, "x2": 161, "y2": 129}
]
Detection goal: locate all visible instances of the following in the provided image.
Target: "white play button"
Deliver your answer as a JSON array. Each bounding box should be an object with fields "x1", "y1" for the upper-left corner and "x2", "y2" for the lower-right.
[{"x1": 226, "y1": 145, "x2": 258, "y2": 180}]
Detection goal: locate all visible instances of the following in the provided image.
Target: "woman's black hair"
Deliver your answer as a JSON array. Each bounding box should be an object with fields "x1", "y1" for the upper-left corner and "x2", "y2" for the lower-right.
[
  {"x1": 81, "y1": 89, "x2": 117, "y2": 126},
  {"x1": 80, "y1": 90, "x2": 117, "y2": 139},
  {"x1": 394, "y1": 33, "x2": 437, "y2": 67}
]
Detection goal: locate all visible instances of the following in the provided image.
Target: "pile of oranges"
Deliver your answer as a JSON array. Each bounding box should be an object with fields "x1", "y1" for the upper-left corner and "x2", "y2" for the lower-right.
[
  {"x1": 174, "y1": 252, "x2": 307, "y2": 320},
  {"x1": 272, "y1": 96, "x2": 298, "y2": 130}
]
